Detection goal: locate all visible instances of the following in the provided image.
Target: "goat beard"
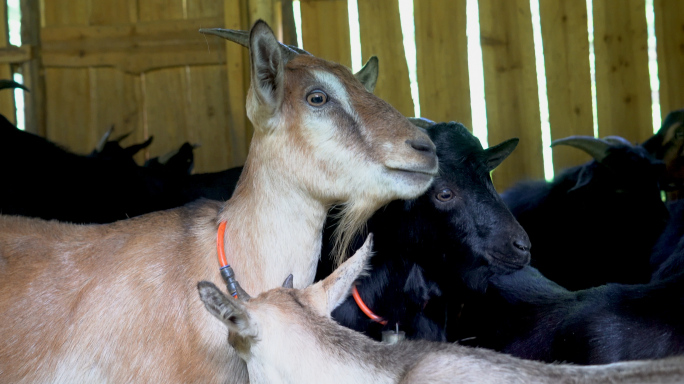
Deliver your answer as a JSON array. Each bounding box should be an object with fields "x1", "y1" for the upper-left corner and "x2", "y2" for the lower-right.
[{"x1": 330, "y1": 199, "x2": 376, "y2": 267}]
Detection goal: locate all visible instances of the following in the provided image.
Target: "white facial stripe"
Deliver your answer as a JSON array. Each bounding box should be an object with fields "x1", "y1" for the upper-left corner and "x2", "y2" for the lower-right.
[{"x1": 311, "y1": 70, "x2": 360, "y2": 124}]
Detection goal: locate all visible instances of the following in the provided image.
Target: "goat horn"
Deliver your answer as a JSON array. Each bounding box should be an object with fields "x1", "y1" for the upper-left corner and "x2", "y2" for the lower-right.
[
  {"x1": 156, "y1": 147, "x2": 180, "y2": 165},
  {"x1": 282, "y1": 274, "x2": 294, "y2": 289},
  {"x1": 234, "y1": 281, "x2": 252, "y2": 302},
  {"x1": 0, "y1": 79, "x2": 29, "y2": 92},
  {"x1": 199, "y1": 27, "x2": 311, "y2": 60},
  {"x1": 95, "y1": 125, "x2": 114, "y2": 153},
  {"x1": 408, "y1": 117, "x2": 436, "y2": 129},
  {"x1": 551, "y1": 136, "x2": 611, "y2": 162},
  {"x1": 602, "y1": 136, "x2": 633, "y2": 147}
]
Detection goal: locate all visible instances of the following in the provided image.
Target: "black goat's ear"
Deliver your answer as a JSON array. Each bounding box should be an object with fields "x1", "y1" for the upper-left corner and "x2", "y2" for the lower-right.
[
  {"x1": 569, "y1": 166, "x2": 593, "y2": 192},
  {"x1": 484, "y1": 138, "x2": 519, "y2": 172}
]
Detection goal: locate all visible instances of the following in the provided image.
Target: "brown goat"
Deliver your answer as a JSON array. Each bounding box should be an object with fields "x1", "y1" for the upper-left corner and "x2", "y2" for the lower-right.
[
  {"x1": 0, "y1": 21, "x2": 437, "y2": 383},
  {"x1": 199, "y1": 235, "x2": 684, "y2": 384}
]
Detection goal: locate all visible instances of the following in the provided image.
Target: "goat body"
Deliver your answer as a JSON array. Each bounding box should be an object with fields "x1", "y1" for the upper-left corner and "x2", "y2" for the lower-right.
[
  {"x1": 0, "y1": 21, "x2": 437, "y2": 383},
  {"x1": 199, "y1": 236, "x2": 684, "y2": 384},
  {"x1": 454, "y1": 265, "x2": 684, "y2": 365}
]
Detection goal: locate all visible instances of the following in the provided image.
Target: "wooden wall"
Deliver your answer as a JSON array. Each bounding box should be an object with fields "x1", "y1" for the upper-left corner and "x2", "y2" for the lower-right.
[{"x1": 1, "y1": 0, "x2": 682, "y2": 191}]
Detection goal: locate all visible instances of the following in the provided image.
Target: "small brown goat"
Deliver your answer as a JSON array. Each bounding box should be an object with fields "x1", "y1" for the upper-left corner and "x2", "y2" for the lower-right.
[
  {"x1": 199, "y1": 235, "x2": 684, "y2": 384},
  {"x1": 0, "y1": 21, "x2": 437, "y2": 383}
]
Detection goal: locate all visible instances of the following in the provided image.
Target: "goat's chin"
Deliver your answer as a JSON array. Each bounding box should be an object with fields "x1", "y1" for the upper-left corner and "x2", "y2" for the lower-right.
[{"x1": 384, "y1": 169, "x2": 434, "y2": 200}]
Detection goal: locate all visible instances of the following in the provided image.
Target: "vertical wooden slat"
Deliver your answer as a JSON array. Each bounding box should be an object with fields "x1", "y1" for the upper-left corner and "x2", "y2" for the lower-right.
[
  {"x1": 593, "y1": 0, "x2": 652, "y2": 142},
  {"x1": 299, "y1": 0, "x2": 351, "y2": 67},
  {"x1": 43, "y1": 0, "x2": 89, "y2": 26},
  {"x1": 539, "y1": 0, "x2": 594, "y2": 172},
  {"x1": 21, "y1": 0, "x2": 45, "y2": 136},
  {"x1": 0, "y1": 1, "x2": 17, "y2": 124},
  {"x1": 187, "y1": 1, "x2": 225, "y2": 19},
  {"x1": 281, "y1": 0, "x2": 297, "y2": 46},
  {"x1": 143, "y1": 67, "x2": 187, "y2": 160},
  {"x1": 185, "y1": 66, "x2": 233, "y2": 172},
  {"x1": 248, "y1": 0, "x2": 276, "y2": 27},
  {"x1": 358, "y1": 0, "x2": 414, "y2": 116},
  {"x1": 89, "y1": 67, "x2": 145, "y2": 162},
  {"x1": 479, "y1": 0, "x2": 543, "y2": 191},
  {"x1": 44, "y1": 68, "x2": 94, "y2": 153},
  {"x1": 655, "y1": 0, "x2": 684, "y2": 116},
  {"x1": 90, "y1": 0, "x2": 136, "y2": 25},
  {"x1": 138, "y1": 0, "x2": 184, "y2": 22},
  {"x1": 414, "y1": 0, "x2": 471, "y2": 128},
  {"x1": 224, "y1": 0, "x2": 250, "y2": 165}
]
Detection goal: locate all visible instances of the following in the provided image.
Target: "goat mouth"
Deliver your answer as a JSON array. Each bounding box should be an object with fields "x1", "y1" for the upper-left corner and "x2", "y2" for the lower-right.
[{"x1": 487, "y1": 253, "x2": 527, "y2": 272}]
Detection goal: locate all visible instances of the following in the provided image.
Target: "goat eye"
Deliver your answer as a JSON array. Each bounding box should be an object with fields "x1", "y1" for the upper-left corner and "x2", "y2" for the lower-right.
[
  {"x1": 436, "y1": 188, "x2": 454, "y2": 202},
  {"x1": 307, "y1": 91, "x2": 328, "y2": 106}
]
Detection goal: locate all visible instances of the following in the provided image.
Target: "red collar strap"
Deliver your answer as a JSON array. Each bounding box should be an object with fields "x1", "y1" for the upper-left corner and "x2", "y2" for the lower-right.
[
  {"x1": 217, "y1": 221, "x2": 239, "y2": 299},
  {"x1": 352, "y1": 285, "x2": 387, "y2": 325}
]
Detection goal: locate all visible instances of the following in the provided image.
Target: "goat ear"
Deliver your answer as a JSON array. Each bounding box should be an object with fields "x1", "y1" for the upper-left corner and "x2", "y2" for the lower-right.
[
  {"x1": 124, "y1": 136, "x2": 154, "y2": 157},
  {"x1": 354, "y1": 56, "x2": 379, "y2": 93},
  {"x1": 197, "y1": 281, "x2": 256, "y2": 336},
  {"x1": 249, "y1": 20, "x2": 285, "y2": 122},
  {"x1": 569, "y1": 166, "x2": 593, "y2": 192},
  {"x1": 484, "y1": 138, "x2": 519, "y2": 171},
  {"x1": 312, "y1": 234, "x2": 374, "y2": 315}
]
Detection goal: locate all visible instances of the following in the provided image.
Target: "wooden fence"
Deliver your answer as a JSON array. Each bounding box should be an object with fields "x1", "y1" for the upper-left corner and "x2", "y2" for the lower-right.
[{"x1": 0, "y1": 0, "x2": 682, "y2": 191}]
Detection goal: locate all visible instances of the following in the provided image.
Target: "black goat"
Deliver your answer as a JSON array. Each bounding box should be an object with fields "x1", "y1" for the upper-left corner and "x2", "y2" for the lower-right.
[
  {"x1": 315, "y1": 121, "x2": 530, "y2": 342},
  {"x1": 502, "y1": 136, "x2": 668, "y2": 290},
  {"x1": 453, "y1": 262, "x2": 684, "y2": 365}
]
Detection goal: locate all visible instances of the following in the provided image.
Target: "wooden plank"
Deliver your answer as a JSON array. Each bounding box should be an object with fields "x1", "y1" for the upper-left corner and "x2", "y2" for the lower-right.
[
  {"x1": 89, "y1": 67, "x2": 146, "y2": 163},
  {"x1": 655, "y1": 0, "x2": 684, "y2": 117},
  {"x1": 539, "y1": 0, "x2": 594, "y2": 172},
  {"x1": 0, "y1": 1, "x2": 17, "y2": 124},
  {"x1": 185, "y1": 65, "x2": 234, "y2": 173},
  {"x1": 593, "y1": 0, "x2": 652, "y2": 142},
  {"x1": 0, "y1": 45, "x2": 32, "y2": 64},
  {"x1": 43, "y1": 0, "x2": 89, "y2": 27},
  {"x1": 21, "y1": 0, "x2": 45, "y2": 136},
  {"x1": 44, "y1": 68, "x2": 94, "y2": 154},
  {"x1": 223, "y1": 0, "x2": 250, "y2": 165},
  {"x1": 248, "y1": 0, "x2": 276, "y2": 27},
  {"x1": 300, "y1": 0, "x2": 351, "y2": 68},
  {"x1": 358, "y1": 0, "x2": 414, "y2": 116},
  {"x1": 41, "y1": 17, "x2": 225, "y2": 74},
  {"x1": 138, "y1": 0, "x2": 185, "y2": 22},
  {"x1": 142, "y1": 68, "x2": 188, "y2": 163},
  {"x1": 89, "y1": 0, "x2": 136, "y2": 25},
  {"x1": 414, "y1": 0, "x2": 471, "y2": 128},
  {"x1": 188, "y1": 1, "x2": 225, "y2": 19},
  {"x1": 281, "y1": 0, "x2": 298, "y2": 46},
  {"x1": 479, "y1": 0, "x2": 543, "y2": 191}
]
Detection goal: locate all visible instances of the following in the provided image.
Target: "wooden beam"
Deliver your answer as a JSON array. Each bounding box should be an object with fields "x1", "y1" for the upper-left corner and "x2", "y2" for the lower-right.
[
  {"x1": 0, "y1": 0, "x2": 16, "y2": 124},
  {"x1": 414, "y1": 0, "x2": 471, "y2": 127},
  {"x1": 479, "y1": 0, "x2": 544, "y2": 191},
  {"x1": 21, "y1": 0, "x2": 45, "y2": 136},
  {"x1": 40, "y1": 17, "x2": 226, "y2": 74},
  {"x1": 0, "y1": 45, "x2": 32, "y2": 64},
  {"x1": 539, "y1": 0, "x2": 594, "y2": 172}
]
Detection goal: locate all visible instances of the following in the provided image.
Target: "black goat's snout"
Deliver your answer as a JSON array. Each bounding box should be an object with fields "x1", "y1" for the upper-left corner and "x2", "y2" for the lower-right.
[{"x1": 509, "y1": 235, "x2": 532, "y2": 265}]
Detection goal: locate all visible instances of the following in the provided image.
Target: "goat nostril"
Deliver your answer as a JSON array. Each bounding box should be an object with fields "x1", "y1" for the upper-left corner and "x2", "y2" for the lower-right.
[
  {"x1": 513, "y1": 239, "x2": 530, "y2": 252},
  {"x1": 406, "y1": 139, "x2": 435, "y2": 154}
]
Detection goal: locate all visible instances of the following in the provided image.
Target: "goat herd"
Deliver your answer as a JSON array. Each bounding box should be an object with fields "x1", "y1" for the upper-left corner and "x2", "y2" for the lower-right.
[{"x1": 1, "y1": 20, "x2": 684, "y2": 383}]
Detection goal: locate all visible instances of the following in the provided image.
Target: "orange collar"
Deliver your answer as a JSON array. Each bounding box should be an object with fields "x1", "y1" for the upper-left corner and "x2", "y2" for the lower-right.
[
  {"x1": 217, "y1": 221, "x2": 238, "y2": 299},
  {"x1": 352, "y1": 285, "x2": 388, "y2": 325}
]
